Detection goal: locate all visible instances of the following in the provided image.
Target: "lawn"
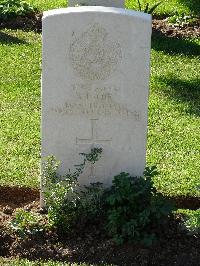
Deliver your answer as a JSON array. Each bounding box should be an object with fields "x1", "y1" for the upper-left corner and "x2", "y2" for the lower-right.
[
  {"x1": 26, "y1": 0, "x2": 200, "y2": 16},
  {"x1": 126, "y1": 0, "x2": 200, "y2": 17},
  {"x1": 28, "y1": 0, "x2": 66, "y2": 11},
  {"x1": 0, "y1": 30, "x2": 41, "y2": 188},
  {"x1": 148, "y1": 35, "x2": 200, "y2": 197},
  {"x1": 0, "y1": 16, "x2": 200, "y2": 196}
]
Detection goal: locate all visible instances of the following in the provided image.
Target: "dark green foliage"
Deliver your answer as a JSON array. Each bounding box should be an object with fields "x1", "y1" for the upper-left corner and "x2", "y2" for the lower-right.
[
  {"x1": 13, "y1": 149, "x2": 174, "y2": 246},
  {"x1": 42, "y1": 149, "x2": 174, "y2": 244},
  {"x1": 105, "y1": 167, "x2": 174, "y2": 245},
  {"x1": 78, "y1": 182, "x2": 105, "y2": 224},
  {"x1": 0, "y1": 0, "x2": 36, "y2": 19}
]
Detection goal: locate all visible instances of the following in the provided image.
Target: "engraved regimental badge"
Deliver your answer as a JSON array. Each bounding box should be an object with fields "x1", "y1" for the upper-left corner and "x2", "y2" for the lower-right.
[{"x1": 69, "y1": 23, "x2": 122, "y2": 81}]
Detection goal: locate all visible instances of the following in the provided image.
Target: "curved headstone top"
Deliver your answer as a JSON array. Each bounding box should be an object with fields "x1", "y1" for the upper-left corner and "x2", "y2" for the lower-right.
[
  {"x1": 43, "y1": 6, "x2": 151, "y2": 21},
  {"x1": 68, "y1": 0, "x2": 124, "y2": 8}
]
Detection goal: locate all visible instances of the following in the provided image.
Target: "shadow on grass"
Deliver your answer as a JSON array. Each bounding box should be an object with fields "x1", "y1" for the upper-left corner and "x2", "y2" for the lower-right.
[
  {"x1": 157, "y1": 75, "x2": 200, "y2": 116},
  {"x1": 0, "y1": 31, "x2": 28, "y2": 44},
  {"x1": 178, "y1": 0, "x2": 200, "y2": 16},
  {"x1": 152, "y1": 33, "x2": 200, "y2": 56}
]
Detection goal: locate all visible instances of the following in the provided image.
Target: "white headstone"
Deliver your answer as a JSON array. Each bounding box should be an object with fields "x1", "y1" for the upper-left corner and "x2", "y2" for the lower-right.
[
  {"x1": 68, "y1": 0, "x2": 124, "y2": 8},
  {"x1": 42, "y1": 7, "x2": 152, "y2": 186}
]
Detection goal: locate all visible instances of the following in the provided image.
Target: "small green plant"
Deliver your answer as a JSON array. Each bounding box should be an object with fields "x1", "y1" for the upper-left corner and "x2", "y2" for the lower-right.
[
  {"x1": 167, "y1": 12, "x2": 197, "y2": 27},
  {"x1": 105, "y1": 166, "x2": 174, "y2": 245},
  {"x1": 137, "y1": 0, "x2": 162, "y2": 14},
  {"x1": 42, "y1": 148, "x2": 103, "y2": 232},
  {"x1": 178, "y1": 209, "x2": 200, "y2": 236},
  {"x1": 0, "y1": 0, "x2": 36, "y2": 20},
  {"x1": 10, "y1": 209, "x2": 46, "y2": 238},
  {"x1": 78, "y1": 182, "x2": 105, "y2": 224}
]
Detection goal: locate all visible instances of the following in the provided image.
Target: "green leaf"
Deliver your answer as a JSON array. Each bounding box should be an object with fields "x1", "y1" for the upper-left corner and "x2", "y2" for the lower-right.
[{"x1": 148, "y1": 2, "x2": 162, "y2": 14}]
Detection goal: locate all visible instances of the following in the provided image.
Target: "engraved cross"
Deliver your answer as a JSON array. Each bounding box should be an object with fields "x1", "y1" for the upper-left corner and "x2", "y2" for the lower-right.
[
  {"x1": 76, "y1": 119, "x2": 111, "y2": 178},
  {"x1": 76, "y1": 119, "x2": 112, "y2": 146}
]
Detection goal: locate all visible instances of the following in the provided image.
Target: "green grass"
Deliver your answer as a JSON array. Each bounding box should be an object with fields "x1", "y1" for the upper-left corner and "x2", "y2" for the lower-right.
[
  {"x1": 0, "y1": 30, "x2": 41, "y2": 187},
  {"x1": 148, "y1": 35, "x2": 200, "y2": 197},
  {"x1": 0, "y1": 28, "x2": 199, "y2": 197},
  {"x1": 126, "y1": 0, "x2": 200, "y2": 17},
  {"x1": 177, "y1": 209, "x2": 200, "y2": 234},
  {"x1": 28, "y1": 0, "x2": 66, "y2": 12},
  {"x1": 25, "y1": 0, "x2": 200, "y2": 16}
]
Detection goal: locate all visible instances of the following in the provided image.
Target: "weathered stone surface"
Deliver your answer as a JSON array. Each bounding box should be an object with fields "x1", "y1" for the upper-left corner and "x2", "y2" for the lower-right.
[
  {"x1": 68, "y1": 0, "x2": 124, "y2": 8},
  {"x1": 42, "y1": 7, "x2": 152, "y2": 186}
]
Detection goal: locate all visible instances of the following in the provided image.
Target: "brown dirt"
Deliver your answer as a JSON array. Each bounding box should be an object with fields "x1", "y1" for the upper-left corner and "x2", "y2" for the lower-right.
[
  {"x1": 0, "y1": 186, "x2": 39, "y2": 206},
  {"x1": 0, "y1": 13, "x2": 42, "y2": 33},
  {"x1": 152, "y1": 18, "x2": 200, "y2": 38},
  {"x1": 169, "y1": 196, "x2": 200, "y2": 210},
  {"x1": 0, "y1": 186, "x2": 200, "y2": 265},
  {"x1": 0, "y1": 13, "x2": 200, "y2": 39},
  {"x1": 0, "y1": 186, "x2": 40, "y2": 226}
]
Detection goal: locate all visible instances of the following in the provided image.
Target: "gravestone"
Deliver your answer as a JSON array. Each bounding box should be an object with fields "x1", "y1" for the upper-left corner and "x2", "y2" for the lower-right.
[
  {"x1": 68, "y1": 0, "x2": 124, "y2": 8},
  {"x1": 42, "y1": 6, "x2": 152, "y2": 187}
]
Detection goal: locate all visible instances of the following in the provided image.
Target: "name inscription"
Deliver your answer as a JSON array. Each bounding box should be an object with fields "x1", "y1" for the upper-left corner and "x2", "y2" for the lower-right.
[{"x1": 51, "y1": 84, "x2": 141, "y2": 121}]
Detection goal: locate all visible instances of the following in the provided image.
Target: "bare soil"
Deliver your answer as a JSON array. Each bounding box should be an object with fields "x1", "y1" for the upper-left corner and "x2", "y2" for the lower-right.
[
  {"x1": 0, "y1": 186, "x2": 200, "y2": 265},
  {"x1": 152, "y1": 18, "x2": 200, "y2": 38},
  {"x1": 0, "y1": 13, "x2": 42, "y2": 33}
]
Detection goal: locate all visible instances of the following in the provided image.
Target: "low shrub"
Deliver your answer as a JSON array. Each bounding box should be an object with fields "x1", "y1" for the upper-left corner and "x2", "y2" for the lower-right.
[
  {"x1": 41, "y1": 148, "x2": 104, "y2": 232},
  {"x1": 0, "y1": 0, "x2": 36, "y2": 20},
  {"x1": 12, "y1": 149, "x2": 174, "y2": 245},
  {"x1": 105, "y1": 167, "x2": 174, "y2": 245}
]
